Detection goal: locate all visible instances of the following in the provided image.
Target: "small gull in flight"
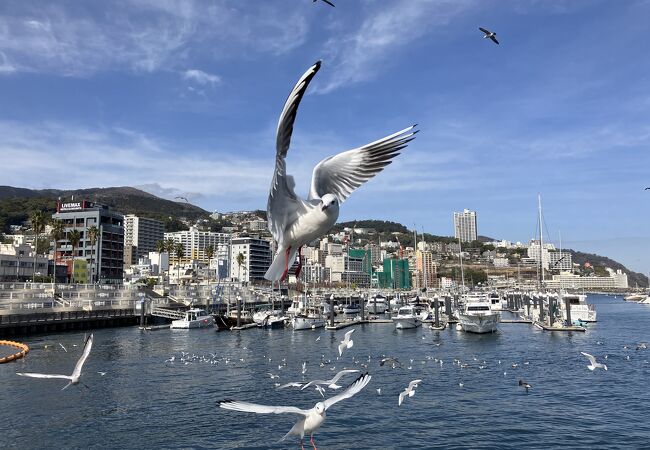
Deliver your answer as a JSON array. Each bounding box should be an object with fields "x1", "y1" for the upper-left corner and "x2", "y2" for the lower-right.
[
  {"x1": 301, "y1": 369, "x2": 360, "y2": 391},
  {"x1": 479, "y1": 27, "x2": 499, "y2": 45},
  {"x1": 399, "y1": 379, "x2": 422, "y2": 406},
  {"x1": 264, "y1": 61, "x2": 416, "y2": 281},
  {"x1": 220, "y1": 373, "x2": 371, "y2": 449},
  {"x1": 313, "y1": 0, "x2": 335, "y2": 7},
  {"x1": 581, "y1": 352, "x2": 608, "y2": 371},
  {"x1": 338, "y1": 329, "x2": 355, "y2": 357},
  {"x1": 17, "y1": 334, "x2": 93, "y2": 390}
]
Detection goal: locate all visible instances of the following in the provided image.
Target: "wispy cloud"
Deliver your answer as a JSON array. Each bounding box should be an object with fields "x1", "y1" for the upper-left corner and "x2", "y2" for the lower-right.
[
  {"x1": 183, "y1": 69, "x2": 220, "y2": 86},
  {"x1": 314, "y1": 0, "x2": 476, "y2": 93},
  {"x1": 0, "y1": 1, "x2": 310, "y2": 77}
]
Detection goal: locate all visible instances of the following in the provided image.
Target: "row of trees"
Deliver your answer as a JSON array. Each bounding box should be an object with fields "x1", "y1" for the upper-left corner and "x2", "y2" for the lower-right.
[{"x1": 28, "y1": 211, "x2": 100, "y2": 284}]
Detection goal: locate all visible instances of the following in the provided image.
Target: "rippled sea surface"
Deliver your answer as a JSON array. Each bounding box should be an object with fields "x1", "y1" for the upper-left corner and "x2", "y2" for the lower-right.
[{"x1": 2, "y1": 294, "x2": 650, "y2": 449}]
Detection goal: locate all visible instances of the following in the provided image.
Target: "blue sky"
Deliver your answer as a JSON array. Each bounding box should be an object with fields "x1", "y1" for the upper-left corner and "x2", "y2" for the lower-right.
[{"x1": 1, "y1": 0, "x2": 649, "y2": 274}]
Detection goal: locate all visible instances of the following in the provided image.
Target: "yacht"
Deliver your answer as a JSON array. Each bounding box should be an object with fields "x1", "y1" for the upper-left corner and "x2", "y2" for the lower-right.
[
  {"x1": 292, "y1": 313, "x2": 325, "y2": 330},
  {"x1": 365, "y1": 294, "x2": 389, "y2": 314},
  {"x1": 343, "y1": 304, "x2": 361, "y2": 315},
  {"x1": 624, "y1": 293, "x2": 648, "y2": 302},
  {"x1": 558, "y1": 293, "x2": 597, "y2": 323},
  {"x1": 171, "y1": 308, "x2": 215, "y2": 329},
  {"x1": 457, "y1": 295, "x2": 500, "y2": 333},
  {"x1": 488, "y1": 292, "x2": 504, "y2": 311},
  {"x1": 392, "y1": 304, "x2": 428, "y2": 329},
  {"x1": 253, "y1": 304, "x2": 284, "y2": 326}
]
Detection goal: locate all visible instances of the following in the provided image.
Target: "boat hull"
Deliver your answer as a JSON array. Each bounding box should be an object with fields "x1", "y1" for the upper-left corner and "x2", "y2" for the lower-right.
[
  {"x1": 171, "y1": 316, "x2": 215, "y2": 329},
  {"x1": 393, "y1": 317, "x2": 422, "y2": 329},
  {"x1": 458, "y1": 313, "x2": 499, "y2": 333},
  {"x1": 292, "y1": 316, "x2": 325, "y2": 330}
]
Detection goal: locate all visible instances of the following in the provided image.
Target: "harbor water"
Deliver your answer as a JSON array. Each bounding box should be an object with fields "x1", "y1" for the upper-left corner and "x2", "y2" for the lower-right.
[{"x1": 2, "y1": 294, "x2": 650, "y2": 449}]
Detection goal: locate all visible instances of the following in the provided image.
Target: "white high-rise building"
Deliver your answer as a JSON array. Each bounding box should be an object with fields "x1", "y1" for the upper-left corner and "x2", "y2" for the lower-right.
[
  {"x1": 453, "y1": 209, "x2": 478, "y2": 243},
  {"x1": 230, "y1": 237, "x2": 272, "y2": 283},
  {"x1": 124, "y1": 215, "x2": 165, "y2": 267},
  {"x1": 164, "y1": 227, "x2": 231, "y2": 264}
]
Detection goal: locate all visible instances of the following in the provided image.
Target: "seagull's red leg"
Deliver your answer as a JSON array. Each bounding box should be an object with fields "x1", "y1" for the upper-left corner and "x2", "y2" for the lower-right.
[
  {"x1": 281, "y1": 246, "x2": 292, "y2": 281},
  {"x1": 295, "y1": 246, "x2": 303, "y2": 279},
  {"x1": 300, "y1": 439, "x2": 305, "y2": 450},
  {"x1": 310, "y1": 434, "x2": 317, "y2": 450}
]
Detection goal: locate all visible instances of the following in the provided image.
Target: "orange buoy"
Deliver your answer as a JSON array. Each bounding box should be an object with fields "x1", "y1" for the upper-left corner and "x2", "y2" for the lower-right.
[{"x1": 0, "y1": 340, "x2": 30, "y2": 364}]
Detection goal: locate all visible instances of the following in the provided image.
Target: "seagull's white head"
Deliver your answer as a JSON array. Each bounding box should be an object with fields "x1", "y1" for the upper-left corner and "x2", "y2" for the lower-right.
[
  {"x1": 320, "y1": 194, "x2": 339, "y2": 213},
  {"x1": 315, "y1": 402, "x2": 325, "y2": 414}
]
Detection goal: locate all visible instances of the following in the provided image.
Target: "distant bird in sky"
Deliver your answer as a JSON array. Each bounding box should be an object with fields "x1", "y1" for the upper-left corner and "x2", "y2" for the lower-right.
[
  {"x1": 175, "y1": 196, "x2": 189, "y2": 203},
  {"x1": 645, "y1": 187, "x2": 650, "y2": 190},
  {"x1": 581, "y1": 352, "x2": 608, "y2": 371},
  {"x1": 338, "y1": 329, "x2": 355, "y2": 357},
  {"x1": 313, "y1": 0, "x2": 335, "y2": 7},
  {"x1": 479, "y1": 27, "x2": 499, "y2": 45},
  {"x1": 518, "y1": 379, "x2": 531, "y2": 393},
  {"x1": 398, "y1": 379, "x2": 422, "y2": 406},
  {"x1": 17, "y1": 334, "x2": 93, "y2": 390},
  {"x1": 301, "y1": 369, "x2": 360, "y2": 391},
  {"x1": 220, "y1": 373, "x2": 371, "y2": 449},
  {"x1": 264, "y1": 61, "x2": 417, "y2": 281},
  {"x1": 314, "y1": 385, "x2": 326, "y2": 398}
]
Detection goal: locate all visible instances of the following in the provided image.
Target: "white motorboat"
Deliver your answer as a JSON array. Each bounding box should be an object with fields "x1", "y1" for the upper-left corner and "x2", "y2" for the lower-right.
[
  {"x1": 624, "y1": 293, "x2": 647, "y2": 302},
  {"x1": 292, "y1": 314, "x2": 325, "y2": 330},
  {"x1": 392, "y1": 304, "x2": 426, "y2": 329},
  {"x1": 488, "y1": 292, "x2": 504, "y2": 311},
  {"x1": 171, "y1": 308, "x2": 215, "y2": 329},
  {"x1": 365, "y1": 294, "x2": 388, "y2": 314},
  {"x1": 343, "y1": 304, "x2": 361, "y2": 315},
  {"x1": 558, "y1": 293, "x2": 597, "y2": 322},
  {"x1": 457, "y1": 295, "x2": 500, "y2": 334},
  {"x1": 253, "y1": 305, "x2": 284, "y2": 326}
]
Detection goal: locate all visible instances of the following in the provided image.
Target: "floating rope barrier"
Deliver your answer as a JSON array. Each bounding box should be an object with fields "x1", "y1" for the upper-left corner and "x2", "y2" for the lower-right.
[{"x1": 0, "y1": 340, "x2": 30, "y2": 364}]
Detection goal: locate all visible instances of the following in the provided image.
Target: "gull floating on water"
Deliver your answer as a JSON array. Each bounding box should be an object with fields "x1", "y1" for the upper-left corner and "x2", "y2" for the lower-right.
[
  {"x1": 264, "y1": 61, "x2": 416, "y2": 281},
  {"x1": 399, "y1": 379, "x2": 422, "y2": 406},
  {"x1": 338, "y1": 329, "x2": 355, "y2": 357},
  {"x1": 479, "y1": 27, "x2": 499, "y2": 44},
  {"x1": 581, "y1": 352, "x2": 608, "y2": 371},
  {"x1": 17, "y1": 334, "x2": 93, "y2": 390},
  {"x1": 518, "y1": 379, "x2": 532, "y2": 393},
  {"x1": 301, "y1": 369, "x2": 360, "y2": 391},
  {"x1": 220, "y1": 373, "x2": 371, "y2": 449}
]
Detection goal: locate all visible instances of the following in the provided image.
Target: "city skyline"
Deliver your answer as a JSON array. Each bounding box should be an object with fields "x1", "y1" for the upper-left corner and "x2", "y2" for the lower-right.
[{"x1": 1, "y1": 1, "x2": 649, "y2": 273}]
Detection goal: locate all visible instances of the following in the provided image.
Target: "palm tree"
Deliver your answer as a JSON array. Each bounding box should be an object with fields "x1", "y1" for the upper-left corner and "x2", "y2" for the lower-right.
[
  {"x1": 87, "y1": 226, "x2": 99, "y2": 284},
  {"x1": 155, "y1": 240, "x2": 166, "y2": 254},
  {"x1": 236, "y1": 252, "x2": 245, "y2": 284},
  {"x1": 29, "y1": 211, "x2": 46, "y2": 282},
  {"x1": 205, "y1": 245, "x2": 215, "y2": 283},
  {"x1": 165, "y1": 238, "x2": 176, "y2": 286},
  {"x1": 50, "y1": 220, "x2": 66, "y2": 283},
  {"x1": 68, "y1": 229, "x2": 81, "y2": 284},
  {"x1": 175, "y1": 242, "x2": 184, "y2": 285}
]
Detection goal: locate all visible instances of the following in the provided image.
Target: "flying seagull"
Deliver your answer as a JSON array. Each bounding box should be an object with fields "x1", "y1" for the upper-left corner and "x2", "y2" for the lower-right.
[
  {"x1": 220, "y1": 373, "x2": 371, "y2": 449},
  {"x1": 301, "y1": 369, "x2": 360, "y2": 390},
  {"x1": 17, "y1": 334, "x2": 93, "y2": 390},
  {"x1": 398, "y1": 379, "x2": 422, "y2": 406},
  {"x1": 518, "y1": 379, "x2": 532, "y2": 393},
  {"x1": 338, "y1": 329, "x2": 355, "y2": 357},
  {"x1": 479, "y1": 27, "x2": 499, "y2": 45},
  {"x1": 580, "y1": 352, "x2": 608, "y2": 371},
  {"x1": 313, "y1": 0, "x2": 335, "y2": 6},
  {"x1": 645, "y1": 187, "x2": 650, "y2": 190},
  {"x1": 175, "y1": 196, "x2": 189, "y2": 203},
  {"x1": 264, "y1": 61, "x2": 417, "y2": 281}
]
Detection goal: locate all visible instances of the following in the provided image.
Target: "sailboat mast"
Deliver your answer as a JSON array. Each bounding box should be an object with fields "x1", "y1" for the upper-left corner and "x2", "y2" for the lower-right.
[
  {"x1": 538, "y1": 194, "x2": 544, "y2": 288},
  {"x1": 459, "y1": 236, "x2": 465, "y2": 290}
]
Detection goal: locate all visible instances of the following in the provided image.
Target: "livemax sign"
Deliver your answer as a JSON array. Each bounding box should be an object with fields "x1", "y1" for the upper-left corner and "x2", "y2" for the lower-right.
[{"x1": 56, "y1": 201, "x2": 93, "y2": 212}]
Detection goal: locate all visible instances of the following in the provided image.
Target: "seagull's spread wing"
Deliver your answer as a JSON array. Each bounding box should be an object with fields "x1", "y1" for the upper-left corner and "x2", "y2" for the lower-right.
[
  {"x1": 398, "y1": 390, "x2": 407, "y2": 406},
  {"x1": 322, "y1": 373, "x2": 371, "y2": 411},
  {"x1": 219, "y1": 400, "x2": 308, "y2": 416},
  {"x1": 338, "y1": 341, "x2": 346, "y2": 357},
  {"x1": 330, "y1": 369, "x2": 361, "y2": 384},
  {"x1": 308, "y1": 126, "x2": 417, "y2": 202},
  {"x1": 490, "y1": 36, "x2": 499, "y2": 45},
  {"x1": 322, "y1": 0, "x2": 335, "y2": 6},
  {"x1": 301, "y1": 379, "x2": 327, "y2": 390},
  {"x1": 580, "y1": 352, "x2": 597, "y2": 365},
  {"x1": 72, "y1": 334, "x2": 93, "y2": 379},
  {"x1": 344, "y1": 329, "x2": 355, "y2": 341},
  {"x1": 408, "y1": 379, "x2": 423, "y2": 391},
  {"x1": 479, "y1": 27, "x2": 490, "y2": 34},
  {"x1": 268, "y1": 62, "x2": 320, "y2": 243},
  {"x1": 16, "y1": 372, "x2": 72, "y2": 380}
]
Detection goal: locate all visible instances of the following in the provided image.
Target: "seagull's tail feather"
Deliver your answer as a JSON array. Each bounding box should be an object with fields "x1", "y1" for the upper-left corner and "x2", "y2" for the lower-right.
[
  {"x1": 279, "y1": 420, "x2": 304, "y2": 442},
  {"x1": 264, "y1": 247, "x2": 298, "y2": 281}
]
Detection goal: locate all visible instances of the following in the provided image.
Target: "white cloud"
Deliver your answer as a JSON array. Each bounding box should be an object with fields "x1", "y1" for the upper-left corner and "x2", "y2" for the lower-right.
[
  {"x1": 0, "y1": 1, "x2": 310, "y2": 76},
  {"x1": 314, "y1": 0, "x2": 476, "y2": 93},
  {"x1": 183, "y1": 69, "x2": 220, "y2": 86}
]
